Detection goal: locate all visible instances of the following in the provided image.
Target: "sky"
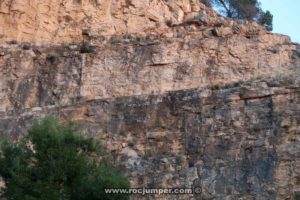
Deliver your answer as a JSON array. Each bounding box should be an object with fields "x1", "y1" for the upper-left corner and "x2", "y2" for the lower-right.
[{"x1": 259, "y1": 0, "x2": 300, "y2": 43}]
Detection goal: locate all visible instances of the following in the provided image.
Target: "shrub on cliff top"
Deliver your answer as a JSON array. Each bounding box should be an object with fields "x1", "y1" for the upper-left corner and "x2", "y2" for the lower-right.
[
  {"x1": 202, "y1": 0, "x2": 273, "y2": 31},
  {"x1": 0, "y1": 117, "x2": 130, "y2": 200}
]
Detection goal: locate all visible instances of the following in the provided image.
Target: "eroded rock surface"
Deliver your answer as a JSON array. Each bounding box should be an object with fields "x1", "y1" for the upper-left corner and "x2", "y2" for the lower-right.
[
  {"x1": 0, "y1": 0, "x2": 214, "y2": 44},
  {"x1": 0, "y1": 0, "x2": 300, "y2": 199},
  {"x1": 0, "y1": 0, "x2": 271, "y2": 45},
  {"x1": 1, "y1": 78, "x2": 300, "y2": 199},
  {"x1": 0, "y1": 32, "x2": 299, "y2": 113}
]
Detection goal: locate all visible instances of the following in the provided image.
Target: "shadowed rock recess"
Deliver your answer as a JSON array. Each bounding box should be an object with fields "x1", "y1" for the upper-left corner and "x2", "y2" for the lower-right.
[{"x1": 0, "y1": 0, "x2": 300, "y2": 199}]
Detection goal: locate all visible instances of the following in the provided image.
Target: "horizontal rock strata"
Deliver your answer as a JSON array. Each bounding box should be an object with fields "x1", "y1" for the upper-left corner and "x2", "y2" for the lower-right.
[
  {"x1": 1, "y1": 78, "x2": 300, "y2": 199},
  {"x1": 0, "y1": 0, "x2": 300, "y2": 199}
]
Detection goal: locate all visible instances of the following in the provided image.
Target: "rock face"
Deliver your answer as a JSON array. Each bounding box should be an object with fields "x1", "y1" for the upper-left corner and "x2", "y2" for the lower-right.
[
  {"x1": 0, "y1": 0, "x2": 216, "y2": 44},
  {"x1": 1, "y1": 78, "x2": 300, "y2": 200},
  {"x1": 0, "y1": 0, "x2": 268, "y2": 45},
  {"x1": 0, "y1": 31, "x2": 298, "y2": 112},
  {"x1": 0, "y1": 0, "x2": 300, "y2": 199}
]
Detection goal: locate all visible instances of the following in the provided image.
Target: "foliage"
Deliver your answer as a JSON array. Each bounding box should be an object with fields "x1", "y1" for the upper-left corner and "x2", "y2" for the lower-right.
[
  {"x1": 204, "y1": 0, "x2": 273, "y2": 31},
  {"x1": 258, "y1": 10, "x2": 273, "y2": 31},
  {"x1": 0, "y1": 117, "x2": 130, "y2": 200}
]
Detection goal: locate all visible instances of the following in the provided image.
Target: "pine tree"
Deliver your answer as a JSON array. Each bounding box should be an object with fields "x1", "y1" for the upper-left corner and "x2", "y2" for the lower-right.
[
  {"x1": 204, "y1": 0, "x2": 273, "y2": 31},
  {"x1": 258, "y1": 10, "x2": 273, "y2": 31}
]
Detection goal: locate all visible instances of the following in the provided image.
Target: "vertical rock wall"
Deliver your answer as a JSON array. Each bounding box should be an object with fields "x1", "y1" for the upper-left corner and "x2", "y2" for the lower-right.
[{"x1": 0, "y1": 0, "x2": 300, "y2": 199}]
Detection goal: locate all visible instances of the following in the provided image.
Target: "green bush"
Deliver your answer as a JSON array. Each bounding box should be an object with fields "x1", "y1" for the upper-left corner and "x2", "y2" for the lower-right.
[
  {"x1": 206, "y1": 0, "x2": 273, "y2": 31},
  {"x1": 258, "y1": 10, "x2": 273, "y2": 31},
  {"x1": 0, "y1": 117, "x2": 130, "y2": 200}
]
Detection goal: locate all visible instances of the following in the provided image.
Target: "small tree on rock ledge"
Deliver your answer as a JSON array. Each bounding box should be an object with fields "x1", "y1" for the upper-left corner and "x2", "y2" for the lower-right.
[
  {"x1": 0, "y1": 117, "x2": 130, "y2": 200},
  {"x1": 201, "y1": 0, "x2": 273, "y2": 31}
]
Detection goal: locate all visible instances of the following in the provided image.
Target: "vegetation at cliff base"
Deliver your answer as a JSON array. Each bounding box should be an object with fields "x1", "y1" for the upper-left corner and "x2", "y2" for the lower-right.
[
  {"x1": 0, "y1": 117, "x2": 130, "y2": 200},
  {"x1": 202, "y1": 0, "x2": 273, "y2": 31}
]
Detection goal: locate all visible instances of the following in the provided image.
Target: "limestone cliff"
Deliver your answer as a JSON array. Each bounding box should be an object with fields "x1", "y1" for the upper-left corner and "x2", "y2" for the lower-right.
[
  {"x1": 0, "y1": 0, "x2": 216, "y2": 44},
  {"x1": 0, "y1": 0, "x2": 300, "y2": 199}
]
